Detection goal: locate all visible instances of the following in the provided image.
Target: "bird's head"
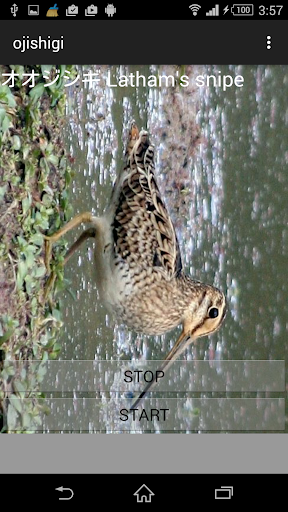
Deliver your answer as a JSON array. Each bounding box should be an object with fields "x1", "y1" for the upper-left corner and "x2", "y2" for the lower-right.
[
  {"x1": 164, "y1": 284, "x2": 227, "y2": 364},
  {"x1": 129, "y1": 284, "x2": 226, "y2": 411},
  {"x1": 183, "y1": 284, "x2": 227, "y2": 339}
]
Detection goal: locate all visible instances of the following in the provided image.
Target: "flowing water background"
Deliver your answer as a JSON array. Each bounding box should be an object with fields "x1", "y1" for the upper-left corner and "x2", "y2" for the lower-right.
[{"x1": 55, "y1": 65, "x2": 287, "y2": 432}]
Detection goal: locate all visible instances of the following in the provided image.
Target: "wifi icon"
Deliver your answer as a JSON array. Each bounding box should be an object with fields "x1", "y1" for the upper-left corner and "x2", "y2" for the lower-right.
[{"x1": 189, "y1": 4, "x2": 201, "y2": 16}]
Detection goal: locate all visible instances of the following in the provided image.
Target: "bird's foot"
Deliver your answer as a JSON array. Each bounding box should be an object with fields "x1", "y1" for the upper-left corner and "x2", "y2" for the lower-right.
[
  {"x1": 44, "y1": 235, "x2": 53, "y2": 275},
  {"x1": 43, "y1": 270, "x2": 57, "y2": 304}
]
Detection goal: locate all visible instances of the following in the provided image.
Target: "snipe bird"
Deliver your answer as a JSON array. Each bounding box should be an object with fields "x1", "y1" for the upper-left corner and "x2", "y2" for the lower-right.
[{"x1": 45, "y1": 122, "x2": 226, "y2": 407}]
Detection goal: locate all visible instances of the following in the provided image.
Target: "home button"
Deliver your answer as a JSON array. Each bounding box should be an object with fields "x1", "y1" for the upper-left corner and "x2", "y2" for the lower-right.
[{"x1": 133, "y1": 484, "x2": 155, "y2": 503}]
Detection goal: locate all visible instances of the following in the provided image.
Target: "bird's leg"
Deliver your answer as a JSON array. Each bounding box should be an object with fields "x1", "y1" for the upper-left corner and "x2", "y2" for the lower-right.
[
  {"x1": 43, "y1": 226, "x2": 96, "y2": 303},
  {"x1": 45, "y1": 212, "x2": 94, "y2": 244},
  {"x1": 44, "y1": 212, "x2": 94, "y2": 272},
  {"x1": 43, "y1": 212, "x2": 95, "y2": 303},
  {"x1": 63, "y1": 227, "x2": 96, "y2": 265}
]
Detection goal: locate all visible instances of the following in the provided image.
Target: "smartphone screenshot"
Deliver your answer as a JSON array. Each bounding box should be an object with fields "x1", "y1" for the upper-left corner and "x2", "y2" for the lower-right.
[{"x1": 0, "y1": 2, "x2": 287, "y2": 503}]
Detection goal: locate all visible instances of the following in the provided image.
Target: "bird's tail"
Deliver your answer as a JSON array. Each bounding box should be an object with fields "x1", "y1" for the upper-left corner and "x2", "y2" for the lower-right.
[
  {"x1": 125, "y1": 121, "x2": 154, "y2": 174},
  {"x1": 109, "y1": 121, "x2": 153, "y2": 209},
  {"x1": 125, "y1": 121, "x2": 140, "y2": 159}
]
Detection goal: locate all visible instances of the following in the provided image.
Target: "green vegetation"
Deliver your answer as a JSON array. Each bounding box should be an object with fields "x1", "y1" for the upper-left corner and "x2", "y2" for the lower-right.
[{"x1": 0, "y1": 65, "x2": 75, "y2": 432}]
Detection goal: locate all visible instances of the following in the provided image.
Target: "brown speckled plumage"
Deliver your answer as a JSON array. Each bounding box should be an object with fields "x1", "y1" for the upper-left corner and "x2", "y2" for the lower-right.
[
  {"x1": 92, "y1": 123, "x2": 226, "y2": 340},
  {"x1": 45, "y1": 122, "x2": 226, "y2": 400}
]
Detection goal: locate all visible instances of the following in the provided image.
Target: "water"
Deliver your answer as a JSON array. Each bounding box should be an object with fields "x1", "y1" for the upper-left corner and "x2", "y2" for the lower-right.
[{"x1": 57, "y1": 65, "x2": 287, "y2": 432}]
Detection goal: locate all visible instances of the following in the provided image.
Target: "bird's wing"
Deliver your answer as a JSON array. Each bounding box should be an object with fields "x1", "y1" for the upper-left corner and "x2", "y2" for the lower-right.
[{"x1": 111, "y1": 127, "x2": 182, "y2": 279}]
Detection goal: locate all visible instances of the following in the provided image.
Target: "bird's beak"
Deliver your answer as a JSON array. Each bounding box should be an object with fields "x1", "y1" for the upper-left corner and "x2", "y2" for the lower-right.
[
  {"x1": 129, "y1": 330, "x2": 192, "y2": 411},
  {"x1": 162, "y1": 330, "x2": 192, "y2": 367}
]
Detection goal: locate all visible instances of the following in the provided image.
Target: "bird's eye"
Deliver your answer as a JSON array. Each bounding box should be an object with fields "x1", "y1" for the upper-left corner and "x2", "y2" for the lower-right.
[{"x1": 208, "y1": 307, "x2": 219, "y2": 318}]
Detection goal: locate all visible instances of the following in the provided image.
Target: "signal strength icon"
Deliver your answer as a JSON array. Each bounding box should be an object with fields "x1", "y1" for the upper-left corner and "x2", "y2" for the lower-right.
[
  {"x1": 189, "y1": 4, "x2": 201, "y2": 16},
  {"x1": 206, "y1": 4, "x2": 219, "y2": 16}
]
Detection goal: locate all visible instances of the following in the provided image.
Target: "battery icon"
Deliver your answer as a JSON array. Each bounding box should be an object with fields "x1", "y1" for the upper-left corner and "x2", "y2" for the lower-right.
[
  {"x1": 231, "y1": 4, "x2": 254, "y2": 15},
  {"x1": 215, "y1": 486, "x2": 234, "y2": 499}
]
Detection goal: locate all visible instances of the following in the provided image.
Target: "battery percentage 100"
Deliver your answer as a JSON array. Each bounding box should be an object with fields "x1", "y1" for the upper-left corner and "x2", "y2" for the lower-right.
[{"x1": 231, "y1": 4, "x2": 254, "y2": 15}]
